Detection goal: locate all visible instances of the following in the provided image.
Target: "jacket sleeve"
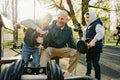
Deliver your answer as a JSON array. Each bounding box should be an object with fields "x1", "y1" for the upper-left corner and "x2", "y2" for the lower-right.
[
  {"x1": 91, "y1": 24, "x2": 105, "y2": 43},
  {"x1": 42, "y1": 24, "x2": 51, "y2": 47},
  {"x1": 67, "y1": 28, "x2": 77, "y2": 49},
  {"x1": 20, "y1": 19, "x2": 38, "y2": 29}
]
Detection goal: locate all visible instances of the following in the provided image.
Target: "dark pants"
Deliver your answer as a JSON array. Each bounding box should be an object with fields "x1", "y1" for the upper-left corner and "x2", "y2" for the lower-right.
[
  {"x1": 86, "y1": 52, "x2": 101, "y2": 80},
  {"x1": 116, "y1": 37, "x2": 120, "y2": 46}
]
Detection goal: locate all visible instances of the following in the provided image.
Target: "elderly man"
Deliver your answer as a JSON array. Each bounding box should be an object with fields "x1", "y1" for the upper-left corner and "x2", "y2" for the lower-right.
[{"x1": 40, "y1": 10, "x2": 80, "y2": 76}]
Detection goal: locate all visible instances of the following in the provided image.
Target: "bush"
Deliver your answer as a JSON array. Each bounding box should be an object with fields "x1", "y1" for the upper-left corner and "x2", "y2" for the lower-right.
[{"x1": 3, "y1": 40, "x2": 13, "y2": 48}]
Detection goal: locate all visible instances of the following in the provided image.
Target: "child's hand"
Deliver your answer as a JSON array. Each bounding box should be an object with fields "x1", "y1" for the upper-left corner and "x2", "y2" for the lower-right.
[{"x1": 88, "y1": 41, "x2": 95, "y2": 48}]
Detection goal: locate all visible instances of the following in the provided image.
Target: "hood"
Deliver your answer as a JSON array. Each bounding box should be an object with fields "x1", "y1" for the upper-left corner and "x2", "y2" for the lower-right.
[
  {"x1": 88, "y1": 12, "x2": 97, "y2": 24},
  {"x1": 89, "y1": 18, "x2": 103, "y2": 26}
]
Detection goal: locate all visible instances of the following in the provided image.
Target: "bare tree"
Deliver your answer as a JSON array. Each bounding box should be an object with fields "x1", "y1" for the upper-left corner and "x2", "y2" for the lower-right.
[
  {"x1": 89, "y1": 0, "x2": 111, "y2": 12},
  {"x1": 115, "y1": 0, "x2": 120, "y2": 26},
  {"x1": 0, "y1": 0, "x2": 18, "y2": 42},
  {"x1": 48, "y1": 0, "x2": 79, "y2": 26},
  {"x1": 12, "y1": 0, "x2": 18, "y2": 42},
  {"x1": 1, "y1": 0, "x2": 12, "y2": 18},
  {"x1": 82, "y1": 0, "x2": 90, "y2": 26}
]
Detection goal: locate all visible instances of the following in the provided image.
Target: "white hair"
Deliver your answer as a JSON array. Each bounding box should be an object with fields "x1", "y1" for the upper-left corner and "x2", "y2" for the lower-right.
[{"x1": 57, "y1": 10, "x2": 68, "y2": 18}]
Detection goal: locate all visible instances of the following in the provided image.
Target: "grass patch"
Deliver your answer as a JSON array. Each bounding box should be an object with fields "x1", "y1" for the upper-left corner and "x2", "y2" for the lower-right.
[
  {"x1": 105, "y1": 39, "x2": 117, "y2": 45},
  {"x1": 3, "y1": 40, "x2": 13, "y2": 48},
  {"x1": 3, "y1": 40, "x2": 23, "y2": 48}
]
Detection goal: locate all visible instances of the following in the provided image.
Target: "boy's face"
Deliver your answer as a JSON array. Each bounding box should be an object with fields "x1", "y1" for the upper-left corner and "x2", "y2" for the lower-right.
[{"x1": 84, "y1": 14, "x2": 90, "y2": 25}]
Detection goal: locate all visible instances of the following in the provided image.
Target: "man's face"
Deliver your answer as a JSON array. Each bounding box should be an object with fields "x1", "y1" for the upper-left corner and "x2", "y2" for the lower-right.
[{"x1": 57, "y1": 13, "x2": 68, "y2": 27}]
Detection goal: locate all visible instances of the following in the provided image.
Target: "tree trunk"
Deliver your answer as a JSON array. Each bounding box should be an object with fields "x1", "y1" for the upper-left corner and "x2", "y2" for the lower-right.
[
  {"x1": 81, "y1": 0, "x2": 90, "y2": 26},
  {"x1": 66, "y1": 0, "x2": 78, "y2": 26},
  {"x1": 12, "y1": 0, "x2": 18, "y2": 42}
]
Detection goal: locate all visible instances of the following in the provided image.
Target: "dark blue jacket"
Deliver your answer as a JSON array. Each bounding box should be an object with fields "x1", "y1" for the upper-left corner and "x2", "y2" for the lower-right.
[
  {"x1": 86, "y1": 18, "x2": 103, "y2": 53},
  {"x1": 24, "y1": 28, "x2": 40, "y2": 47},
  {"x1": 43, "y1": 21, "x2": 76, "y2": 49}
]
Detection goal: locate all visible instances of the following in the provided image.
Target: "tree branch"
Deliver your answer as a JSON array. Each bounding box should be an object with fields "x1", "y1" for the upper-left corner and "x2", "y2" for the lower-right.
[
  {"x1": 50, "y1": 0, "x2": 70, "y2": 14},
  {"x1": 89, "y1": 5, "x2": 111, "y2": 12},
  {"x1": 66, "y1": 0, "x2": 75, "y2": 16}
]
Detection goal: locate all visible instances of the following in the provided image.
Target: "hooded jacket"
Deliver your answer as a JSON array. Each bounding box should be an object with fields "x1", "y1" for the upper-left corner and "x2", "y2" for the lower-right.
[{"x1": 85, "y1": 12, "x2": 105, "y2": 53}]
